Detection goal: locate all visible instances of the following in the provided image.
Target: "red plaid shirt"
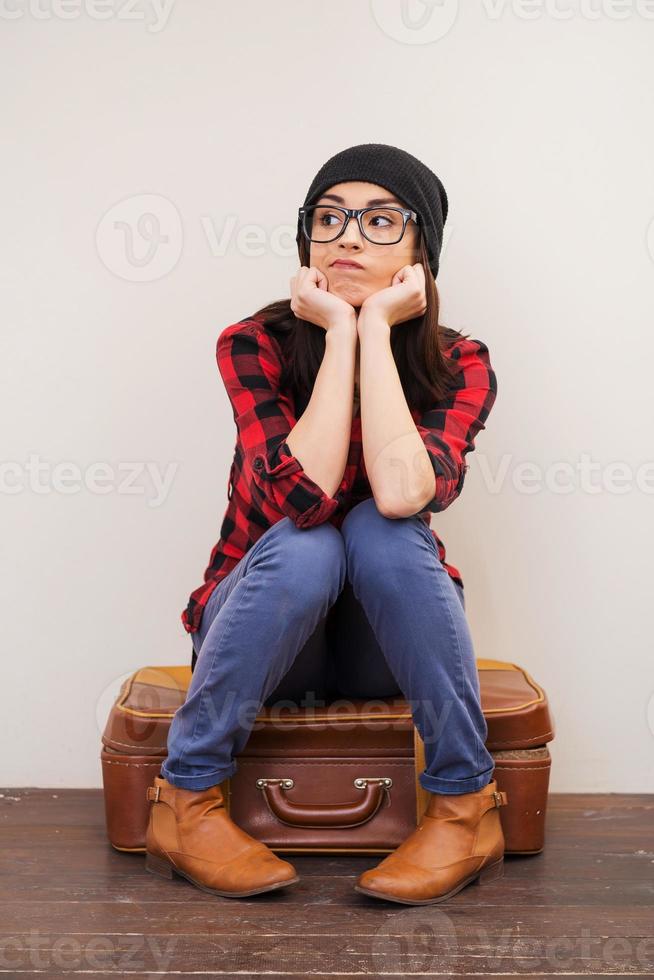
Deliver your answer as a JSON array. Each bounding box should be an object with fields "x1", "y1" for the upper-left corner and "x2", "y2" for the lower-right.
[{"x1": 181, "y1": 315, "x2": 497, "y2": 635}]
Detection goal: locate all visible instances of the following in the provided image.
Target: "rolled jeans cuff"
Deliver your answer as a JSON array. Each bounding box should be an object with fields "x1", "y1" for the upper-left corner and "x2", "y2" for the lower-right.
[
  {"x1": 160, "y1": 760, "x2": 237, "y2": 791},
  {"x1": 419, "y1": 766, "x2": 495, "y2": 795}
]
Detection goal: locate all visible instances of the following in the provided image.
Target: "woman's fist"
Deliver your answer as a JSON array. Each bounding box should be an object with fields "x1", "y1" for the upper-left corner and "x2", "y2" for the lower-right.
[
  {"x1": 290, "y1": 266, "x2": 357, "y2": 332},
  {"x1": 359, "y1": 263, "x2": 427, "y2": 328}
]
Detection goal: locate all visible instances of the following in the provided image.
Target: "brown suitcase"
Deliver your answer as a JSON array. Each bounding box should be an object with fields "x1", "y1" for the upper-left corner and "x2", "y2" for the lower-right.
[{"x1": 101, "y1": 658, "x2": 554, "y2": 856}]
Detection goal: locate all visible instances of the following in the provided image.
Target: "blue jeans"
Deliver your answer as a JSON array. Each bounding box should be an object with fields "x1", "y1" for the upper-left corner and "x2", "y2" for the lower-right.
[{"x1": 162, "y1": 497, "x2": 496, "y2": 795}]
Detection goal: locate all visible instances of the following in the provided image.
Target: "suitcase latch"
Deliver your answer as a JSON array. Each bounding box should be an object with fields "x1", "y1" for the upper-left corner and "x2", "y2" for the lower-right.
[{"x1": 256, "y1": 778, "x2": 294, "y2": 790}]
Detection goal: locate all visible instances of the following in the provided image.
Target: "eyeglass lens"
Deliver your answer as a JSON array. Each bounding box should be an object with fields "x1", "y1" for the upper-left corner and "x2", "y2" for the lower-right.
[{"x1": 304, "y1": 206, "x2": 406, "y2": 244}]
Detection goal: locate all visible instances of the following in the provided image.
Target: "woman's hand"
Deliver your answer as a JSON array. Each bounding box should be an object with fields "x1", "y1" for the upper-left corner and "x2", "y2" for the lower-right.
[
  {"x1": 290, "y1": 265, "x2": 358, "y2": 333},
  {"x1": 358, "y1": 262, "x2": 427, "y2": 329}
]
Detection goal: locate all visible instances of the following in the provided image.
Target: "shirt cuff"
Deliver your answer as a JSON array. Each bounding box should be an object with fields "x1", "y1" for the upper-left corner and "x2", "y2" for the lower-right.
[{"x1": 252, "y1": 440, "x2": 342, "y2": 528}]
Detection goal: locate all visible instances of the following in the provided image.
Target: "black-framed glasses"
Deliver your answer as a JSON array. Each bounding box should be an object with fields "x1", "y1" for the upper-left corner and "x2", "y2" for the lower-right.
[{"x1": 298, "y1": 204, "x2": 420, "y2": 245}]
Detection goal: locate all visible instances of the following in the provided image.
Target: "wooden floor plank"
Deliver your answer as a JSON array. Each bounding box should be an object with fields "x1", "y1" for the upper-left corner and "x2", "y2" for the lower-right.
[{"x1": 0, "y1": 789, "x2": 653, "y2": 977}]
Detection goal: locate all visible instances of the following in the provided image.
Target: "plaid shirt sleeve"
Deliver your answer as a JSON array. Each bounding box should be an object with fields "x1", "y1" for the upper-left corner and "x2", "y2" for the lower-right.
[
  {"x1": 415, "y1": 337, "x2": 498, "y2": 513},
  {"x1": 217, "y1": 320, "x2": 342, "y2": 529}
]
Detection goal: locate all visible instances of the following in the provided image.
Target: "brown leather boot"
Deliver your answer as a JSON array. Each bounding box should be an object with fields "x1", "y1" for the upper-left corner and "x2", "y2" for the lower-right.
[
  {"x1": 144, "y1": 776, "x2": 299, "y2": 898},
  {"x1": 354, "y1": 778, "x2": 508, "y2": 905}
]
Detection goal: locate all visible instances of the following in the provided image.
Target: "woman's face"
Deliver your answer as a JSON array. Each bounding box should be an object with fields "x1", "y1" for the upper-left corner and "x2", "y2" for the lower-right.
[{"x1": 308, "y1": 181, "x2": 420, "y2": 310}]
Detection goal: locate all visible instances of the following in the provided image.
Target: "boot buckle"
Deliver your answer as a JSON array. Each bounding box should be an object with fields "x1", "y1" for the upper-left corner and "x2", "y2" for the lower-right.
[{"x1": 146, "y1": 785, "x2": 161, "y2": 803}]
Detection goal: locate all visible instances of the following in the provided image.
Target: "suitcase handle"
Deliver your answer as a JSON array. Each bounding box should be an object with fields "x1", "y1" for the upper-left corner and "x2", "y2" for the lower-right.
[{"x1": 255, "y1": 776, "x2": 393, "y2": 829}]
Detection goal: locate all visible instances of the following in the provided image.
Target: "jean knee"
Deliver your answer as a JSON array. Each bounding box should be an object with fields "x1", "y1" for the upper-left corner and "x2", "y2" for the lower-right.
[
  {"x1": 342, "y1": 496, "x2": 415, "y2": 556},
  {"x1": 340, "y1": 495, "x2": 381, "y2": 535},
  {"x1": 272, "y1": 519, "x2": 347, "y2": 605}
]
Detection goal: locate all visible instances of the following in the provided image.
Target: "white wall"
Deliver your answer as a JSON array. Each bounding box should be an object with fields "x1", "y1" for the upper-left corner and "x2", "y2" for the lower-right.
[{"x1": 2, "y1": 0, "x2": 652, "y2": 791}]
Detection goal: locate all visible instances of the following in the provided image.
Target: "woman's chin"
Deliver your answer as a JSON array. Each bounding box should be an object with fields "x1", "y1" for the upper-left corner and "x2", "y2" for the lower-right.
[{"x1": 332, "y1": 287, "x2": 371, "y2": 308}]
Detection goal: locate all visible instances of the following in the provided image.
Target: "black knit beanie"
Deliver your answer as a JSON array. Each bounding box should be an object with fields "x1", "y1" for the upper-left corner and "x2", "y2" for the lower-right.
[{"x1": 296, "y1": 142, "x2": 448, "y2": 278}]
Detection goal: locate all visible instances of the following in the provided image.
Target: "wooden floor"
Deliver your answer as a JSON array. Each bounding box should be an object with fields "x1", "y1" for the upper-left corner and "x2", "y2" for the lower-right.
[{"x1": 0, "y1": 790, "x2": 652, "y2": 978}]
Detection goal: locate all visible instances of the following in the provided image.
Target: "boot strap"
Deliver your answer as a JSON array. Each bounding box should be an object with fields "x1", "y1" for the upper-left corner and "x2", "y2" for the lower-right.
[
  {"x1": 146, "y1": 784, "x2": 173, "y2": 805},
  {"x1": 475, "y1": 788, "x2": 508, "y2": 816},
  {"x1": 145, "y1": 782, "x2": 225, "y2": 807},
  {"x1": 483, "y1": 788, "x2": 508, "y2": 812}
]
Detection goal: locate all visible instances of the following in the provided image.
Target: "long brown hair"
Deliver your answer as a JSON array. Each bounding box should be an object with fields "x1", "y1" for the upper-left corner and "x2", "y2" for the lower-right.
[{"x1": 250, "y1": 233, "x2": 469, "y2": 416}]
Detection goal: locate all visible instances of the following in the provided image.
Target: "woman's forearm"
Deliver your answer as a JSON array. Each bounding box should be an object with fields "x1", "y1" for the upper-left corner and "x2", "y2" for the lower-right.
[
  {"x1": 285, "y1": 319, "x2": 357, "y2": 498},
  {"x1": 358, "y1": 313, "x2": 435, "y2": 517}
]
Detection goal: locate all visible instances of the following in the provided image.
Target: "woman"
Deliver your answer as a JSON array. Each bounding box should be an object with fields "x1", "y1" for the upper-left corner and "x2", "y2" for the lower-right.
[{"x1": 145, "y1": 143, "x2": 507, "y2": 905}]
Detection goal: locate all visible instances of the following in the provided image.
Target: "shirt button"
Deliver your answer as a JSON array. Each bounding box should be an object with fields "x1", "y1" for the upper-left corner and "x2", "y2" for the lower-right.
[{"x1": 253, "y1": 456, "x2": 264, "y2": 470}]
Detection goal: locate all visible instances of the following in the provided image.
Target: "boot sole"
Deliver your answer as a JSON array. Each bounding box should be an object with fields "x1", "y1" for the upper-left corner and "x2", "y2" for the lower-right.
[
  {"x1": 354, "y1": 856, "x2": 504, "y2": 906},
  {"x1": 145, "y1": 851, "x2": 300, "y2": 898}
]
